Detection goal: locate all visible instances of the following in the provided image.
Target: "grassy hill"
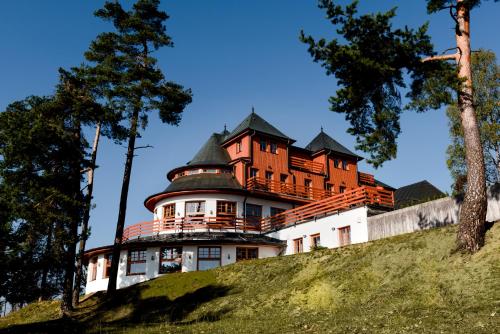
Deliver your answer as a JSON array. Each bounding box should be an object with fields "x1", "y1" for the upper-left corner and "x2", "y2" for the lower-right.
[{"x1": 1, "y1": 223, "x2": 499, "y2": 334}]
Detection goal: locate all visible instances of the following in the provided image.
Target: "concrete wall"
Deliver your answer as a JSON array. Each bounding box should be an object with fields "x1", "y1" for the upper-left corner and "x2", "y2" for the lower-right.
[
  {"x1": 368, "y1": 184, "x2": 500, "y2": 241},
  {"x1": 266, "y1": 206, "x2": 368, "y2": 255}
]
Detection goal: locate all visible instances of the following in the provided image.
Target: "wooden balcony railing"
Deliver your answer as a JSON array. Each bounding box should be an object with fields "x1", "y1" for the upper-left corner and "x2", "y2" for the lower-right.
[
  {"x1": 358, "y1": 172, "x2": 375, "y2": 185},
  {"x1": 123, "y1": 186, "x2": 394, "y2": 241},
  {"x1": 123, "y1": 216, "x2": 261, "y2": 241},
  {"x1": 246, "y1": 176, "x2": 330, "y2": 201},
  {"x1": 290, "y1": 156, "x2": 324, "y2": 174},
  {"x1": 260, "y1": 186, "x2": 394, "y2": 231}
]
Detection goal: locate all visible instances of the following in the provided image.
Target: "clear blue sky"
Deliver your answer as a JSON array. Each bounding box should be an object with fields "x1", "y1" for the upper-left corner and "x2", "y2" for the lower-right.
[{"x1": 1, "y1": 1, "x2": 498, "y2": 249}]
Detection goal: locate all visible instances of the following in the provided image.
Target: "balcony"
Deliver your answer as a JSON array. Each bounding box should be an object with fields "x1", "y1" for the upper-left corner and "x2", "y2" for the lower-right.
[
  {"x1": 261, "y1": 186, "x2": 394, "y2": 231},
  {"x1": 123, "y1": 216, "x2": 261, "y2": 241},
  {"x1": 289, "y1": 156, "x2": 324, "y2": 174},
  {"x1": 123, "y1": 185, "x2": 394, "y2": 241},
  {"x1": 358, "y1": 171, "x2": 375, "y2": 185},
  {"x1": 246, "y1": 176, "x2": 330, "y2": 201}
]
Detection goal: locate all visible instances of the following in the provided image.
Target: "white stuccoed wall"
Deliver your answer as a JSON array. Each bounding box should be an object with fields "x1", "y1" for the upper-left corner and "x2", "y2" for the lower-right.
[
  {"x1": 266, "y1": 206, "x2": 369, "y2": 255},
  {"x1": 85, "y1": 244, "x2": 280, "y2": 294},
  {"x1": 154, "y1": 194, "x2": 294, "y2": 221}
]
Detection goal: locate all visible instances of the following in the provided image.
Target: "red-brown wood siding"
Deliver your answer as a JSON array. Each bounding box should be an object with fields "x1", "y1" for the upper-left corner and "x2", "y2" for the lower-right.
[{"x1": 249, "y1": 136, "x2": 290, "y2": 181}]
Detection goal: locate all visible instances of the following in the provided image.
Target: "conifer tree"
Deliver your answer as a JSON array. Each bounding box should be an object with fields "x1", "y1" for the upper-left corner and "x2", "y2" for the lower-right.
[
  {"x1": 301, "y1": 0, "x2": 497, "y2": 252},
  {"x1": 84, "y1": 0, "x2": 192, "y2": 293},
  {"x1": 446, "y1": 49, "x2": 499, "y2": 194}
]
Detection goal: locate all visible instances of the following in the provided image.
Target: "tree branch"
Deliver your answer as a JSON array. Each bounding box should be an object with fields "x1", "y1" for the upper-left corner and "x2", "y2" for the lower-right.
[
  {"x1": 422, "y1": 53, "x2": 459, "y2": 63},
  {"x1": 134, "y1": 145, "x2": 153, "y2": 150}
]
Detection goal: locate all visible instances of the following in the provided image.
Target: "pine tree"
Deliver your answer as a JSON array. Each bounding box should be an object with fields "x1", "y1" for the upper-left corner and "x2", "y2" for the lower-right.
[
  {"x1": 84, "y1": 0, "x2": 192, "y2": 294},
  {"x1": 446, "y1": 49, "x2": 500, "y2": 194},
  {"x1": 300, "y1": 0, "x2": 497, "y2": 252}
]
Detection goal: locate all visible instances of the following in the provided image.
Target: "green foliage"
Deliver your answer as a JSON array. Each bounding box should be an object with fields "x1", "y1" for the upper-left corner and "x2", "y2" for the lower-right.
[
  {"x1": 300, "y1": 0, "x2": 457, "y2": 167},
  {"x1": 84, "y1": 0, "x2": 193, "y2": 134},
  {"x1": 447, "y1": 50, "x2": 500, "y2": 194},
  {"x1": 2, "y1": 223, "x2": 500, "y2": 333},
  {"x1": 0, "y1": 94, "x2": 86, "y2": 305}
]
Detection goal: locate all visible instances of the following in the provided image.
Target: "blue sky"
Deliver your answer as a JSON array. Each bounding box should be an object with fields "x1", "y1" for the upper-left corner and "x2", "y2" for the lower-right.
[{"x1": 1, "y1": 1, "x2": 498, "y2": 249}]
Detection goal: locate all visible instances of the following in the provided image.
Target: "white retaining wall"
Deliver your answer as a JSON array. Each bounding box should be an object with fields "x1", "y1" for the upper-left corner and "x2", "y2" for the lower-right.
[{"x1": 368, "y1": 184, "x2": 500, "y2": 241}]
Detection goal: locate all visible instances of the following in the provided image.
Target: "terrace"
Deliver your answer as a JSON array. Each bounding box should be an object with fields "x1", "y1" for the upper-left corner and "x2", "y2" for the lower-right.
[{"x1": 123, "y1": 186, "x2": 394, "y2": 241}]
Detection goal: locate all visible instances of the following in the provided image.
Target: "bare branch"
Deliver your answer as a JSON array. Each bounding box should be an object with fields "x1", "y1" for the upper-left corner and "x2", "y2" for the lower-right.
[
  {"x1": 134, "y1": 145, "x2": 153, "y2": 150},
  {"x1": 422, "y1": 53, "x2": 459, "y2": 63}
]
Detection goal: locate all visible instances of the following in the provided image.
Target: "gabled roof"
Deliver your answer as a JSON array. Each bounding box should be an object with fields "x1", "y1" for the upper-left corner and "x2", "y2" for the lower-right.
[
  {"x1": 305, "y1": 130, "x2": 362, "y2": 160},
  {"x1": 395, "y1": 180, "x2": 446, "y2": 209},
  {"x1": 187, "y1": 133, "x2": 231, "y2": 167},
  {"x1": 375, "y1": 179, "x2": 396, "y2": 191},
  {"x1": 224, "y1": 111, "x2": 293, "y2": 143}
]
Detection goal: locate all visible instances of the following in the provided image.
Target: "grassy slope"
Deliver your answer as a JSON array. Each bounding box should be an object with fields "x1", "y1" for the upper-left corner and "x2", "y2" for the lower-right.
[{"x1": 1, "y1": 223, "x2": 499, "y2": 334}]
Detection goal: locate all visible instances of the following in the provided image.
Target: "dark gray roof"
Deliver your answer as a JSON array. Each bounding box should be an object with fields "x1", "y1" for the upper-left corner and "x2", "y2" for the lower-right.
[
  {"x1": 375, "y1": 179, "x2": 396, "y2": 190},
  {"x1": 164, "y1": 173, "x2": 243, "y2": 193},
  {"x1": 395, "y1": 180, "x2": 446, "y2": 209},
  {"x1": 123, "y1": 232, "x2": 286, "y2": 247},
  {"x1": 305, "y1": 131, "x2": 362, "y2": 159},
  {"x1": 224, "y1": 112, "x2": 292, "y2": 143},
  {"x1": 187, "y1": 133, "x2": 231, "y2": 166}
]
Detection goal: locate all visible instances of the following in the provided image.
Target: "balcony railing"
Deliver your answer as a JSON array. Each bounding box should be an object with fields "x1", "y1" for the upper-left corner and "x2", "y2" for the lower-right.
[
  {"x1": 123, "y1": 185, "x2": 394, "y2": 241},
  {"x1": 261, "y1": 186, "x2": 394, "y2": 231},
  {"x1": 123, "y1": 216, "x2": 261, "y2": 241},
  {"x1": 290, "y1": 156, "x2": 324, "y2": 174},
  {"x1": 246, "y1": 176, "x2": 330, "y2": 201},
  {"x1": 358, "y1": 171, "x2": 375, "y2": 185}
]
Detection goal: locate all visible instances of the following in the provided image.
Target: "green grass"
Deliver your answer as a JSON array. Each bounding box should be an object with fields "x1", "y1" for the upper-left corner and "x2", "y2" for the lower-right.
[{"x1": 1, "y1": 223, "x2": 499, "y2": 333}]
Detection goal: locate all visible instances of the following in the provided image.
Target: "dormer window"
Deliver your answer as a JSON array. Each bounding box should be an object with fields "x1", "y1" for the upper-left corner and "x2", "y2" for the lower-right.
[{"x1": 260, "y1": 139, "x2": 267, "y2": 152}]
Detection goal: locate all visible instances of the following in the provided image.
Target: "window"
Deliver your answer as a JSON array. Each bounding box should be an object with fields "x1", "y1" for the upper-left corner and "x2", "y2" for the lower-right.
[
  {"x1": 236, "y1": 247, "x2": 258, "y2": 261},
  {"x1": 294, "y1": 238, "x2": 303, "y2": 254},
  {"x1": 89, "y1": 257, "x2": 97, "y2": 281},
  {"x1": 339, "y1": 186, "x2": 346, "y2": 194},
  {"x1": 334, "y1": 159, "x2": 340, "y2": 168},
  {"x1": 203, "y1": 168, "x2": 218, "y2": 173},
  {"x1": 163, "y1": 203, "x2": 175, "y2": 219},
  {"x1": 265, "y1": 171, "x2": 273, "y2": 180},
  {"x1": 270, "y1": 142, "x2": 278, "y2": 154},
  {"x1": 260, "y1": 138, "x2": 267, "y2": 152},
  {"x1": 197, "y1": 247, "x2": 221, "y2": 270},
  {"x1": 159, "y1": 247, "x2": 182, "y2": 274},
  {"x1": 338, "y1": 226, "x2": 351, "y2": 246},
  {"x1": 245, "y1": 203, "x2": 262, "y2": 227},
  {"x1": 280, "y1": 174, "x2": 288, "y2": 183},
  {"x1": 325, "y1": 183, "x2": 333, "y2": 193},
  {"x1": 342, "y1": 160, "x2": 348, "y2": 170},
  {"x1": 185, "y1": 201, "x2": 205, "y2": 222},
  {"x1": 270, "y1": 207, "x2": 285, "y2": 216},
  {"x1": 217, "y1": 201, "x2": 236, "y2": 217},
  {"x1": 304, "y1": 179, "x2": 312, "y2": 188},
  {"x1": 311, "y1": 234, "x2": 321, "y2": 248},
  {"x1": 236, "y1": 140, "x2": 242, "y2": 153},
  {"x1": 127, "y1": 249, "x2": 147, "y2": 275},
  {"x1": 250, "y1": 168, "x2": 258, "y2": 178},
  {"x1": 103, "y1": 253, "x2": 112, "y2": 278}
]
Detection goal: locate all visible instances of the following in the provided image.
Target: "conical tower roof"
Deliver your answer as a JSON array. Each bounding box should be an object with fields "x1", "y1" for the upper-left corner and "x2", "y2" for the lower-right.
[{"x1": 187, "y1": 133, "x2": 231, "y2": 166}]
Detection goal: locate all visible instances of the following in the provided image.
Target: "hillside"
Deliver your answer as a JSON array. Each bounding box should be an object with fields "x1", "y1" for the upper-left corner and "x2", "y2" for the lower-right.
[{"x1": 1, "y1": 223, "x2": 499, "y2": 334}]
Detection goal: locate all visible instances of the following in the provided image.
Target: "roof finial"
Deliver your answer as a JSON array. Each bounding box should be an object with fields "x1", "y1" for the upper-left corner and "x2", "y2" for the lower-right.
[
  {"x1": 251, "y1": 105, "x2": 255, "y2": 114},
  {"x1": 320, "y1": 126, "x2": 324, "y2": 133},
  {"x1": 224, "y1": 123, "x2": 227, "y2": 132}
]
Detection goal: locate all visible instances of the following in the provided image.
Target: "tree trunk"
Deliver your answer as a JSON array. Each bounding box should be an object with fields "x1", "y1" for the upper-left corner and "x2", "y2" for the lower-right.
[
  {"x1": 455, "y1": 0, "x2": 487, "y2": 252},
  {"x1": 39, "y1": 221, "x2": 54, "y2": 302},
  {"x1": 72, "y1": 122, "x2": 101, "y2": 306},
  {"x1": 107, "y1": 108, "x2": 140, "y2": 294},
  {"x1": 61, "y1": 120, "x2": 83, "y2": 313}
]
